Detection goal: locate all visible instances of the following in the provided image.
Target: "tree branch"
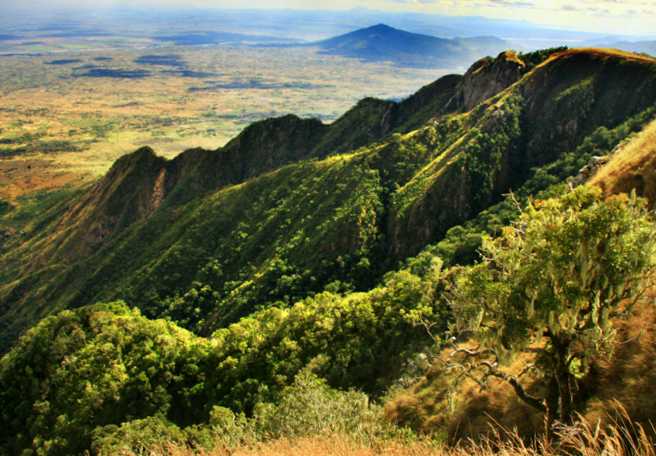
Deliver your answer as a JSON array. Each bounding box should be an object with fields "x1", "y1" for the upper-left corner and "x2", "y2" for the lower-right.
[
  {"x1": 480, "y1": 361, "x2": 547, "y2": 413},
  {"x1": 613, "y1": 322, "x2": 649, "y2": 346},
  {"x1": 502, "y1": 190, "x2": 523, "y2": 214}
]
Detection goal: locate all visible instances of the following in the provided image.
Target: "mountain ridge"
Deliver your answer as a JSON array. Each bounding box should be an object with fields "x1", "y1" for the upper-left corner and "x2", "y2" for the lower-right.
[{"x1": 2, "y1": 47, "x2": 656, "y2": 357}]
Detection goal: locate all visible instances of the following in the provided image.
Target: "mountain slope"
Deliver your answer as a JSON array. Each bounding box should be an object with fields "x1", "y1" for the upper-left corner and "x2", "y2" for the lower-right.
[
  {"x1": 588, "y1": 116, "x2": 656, "y2": 201},
  {"x1": 2, "y1": 48, "x2": 656, "y2": 357},
  {"x1": 3, "y1": 47, "x2": 656, "y2": 455}
]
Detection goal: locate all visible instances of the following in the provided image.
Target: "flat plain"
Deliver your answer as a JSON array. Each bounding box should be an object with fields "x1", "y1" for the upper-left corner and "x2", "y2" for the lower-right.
[{"x1": 0, "y1": 44, "x2": 446, "y2": 200}]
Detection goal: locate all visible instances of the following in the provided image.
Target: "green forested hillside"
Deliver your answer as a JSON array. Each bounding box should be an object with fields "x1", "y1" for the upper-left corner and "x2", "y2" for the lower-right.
[
  {"x1": 2, "y1": 47, "x2": 656, "y2": 455},
  {"x1": 0, "y1": 262, "x2": 445, "y2": 455},
  {"x1": 3, "y1": 48, "x2": 656, "y2": 348}
]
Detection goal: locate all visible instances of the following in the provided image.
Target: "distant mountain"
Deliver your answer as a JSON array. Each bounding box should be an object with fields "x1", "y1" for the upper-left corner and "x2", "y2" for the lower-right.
[
  {"x1": 455, "y1": 35, "x2": 522, "y2": 58},
  {"x1": 581, "y1": 36, "x2": 620, "y2": 46},
  {"x1": 309, "y1": 24, "x2": 519, "y2": 69}
]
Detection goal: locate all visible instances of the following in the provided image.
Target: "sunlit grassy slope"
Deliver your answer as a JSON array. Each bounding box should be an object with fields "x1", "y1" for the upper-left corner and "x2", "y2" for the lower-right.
[{"x1": 588, "y1": 116, "x2": 656, "y2": 202}]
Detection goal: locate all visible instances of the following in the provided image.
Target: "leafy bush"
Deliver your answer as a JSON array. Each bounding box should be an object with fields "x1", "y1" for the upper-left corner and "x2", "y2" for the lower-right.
[
  {"x1": 0, "y1": 302, "x2": 211, "y2": 456},
  {"x1": 0, "y1": 262, "x2": 446, "y2": 455},
  {"x1": 254, "y1": 370, "x2": 384, "y2": 439},
  {"x1": 91, "y1": 414, "x2": 185, "y2": 456}
]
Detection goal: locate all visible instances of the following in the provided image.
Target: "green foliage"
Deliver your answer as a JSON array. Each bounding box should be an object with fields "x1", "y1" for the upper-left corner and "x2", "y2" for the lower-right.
[
  {"x1": 254, "y1": 370, "x2": 385, "y2": 439},
  {"x1": 91, "y1": 414, "x2": 185, "y2": 456},
  {"x1": 462, "y1": 93, "x2": 524, "y2": 212},
  {"x1": 0, "y1": 302, "x2": 210, "y2": 456},
  {"x1": 0, "y1": 261, "x2": 447, "y2": 454},
  {"x1": 518, "y1": 47, "x2": 568, "y2": 71},
  {"x1": 449, "y1": 186, "x2": 656, "y2": 424},
  {"x1": 92, "y1": 370, "x2": 409, "y2": 455},
  {"x1": 205, "y1": 264, "x2": 448, "y2": 413}
]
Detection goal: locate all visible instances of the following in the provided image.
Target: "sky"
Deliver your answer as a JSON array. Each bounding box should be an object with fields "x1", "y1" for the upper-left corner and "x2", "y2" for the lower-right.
[{"x1": 17, "y1": 0, "x2": 656, "y2": 37}]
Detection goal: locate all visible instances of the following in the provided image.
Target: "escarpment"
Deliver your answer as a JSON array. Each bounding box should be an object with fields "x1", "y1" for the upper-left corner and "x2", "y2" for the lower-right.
[
  {"x1": 53, "y1": 50, "x2": 539, "y2": 263},
  {"x1": 2, "y1": 47, "x2": 656, "y2": 356},
  {"x1": 386, "y1": 48, "x2": 656, "y2": 260}
]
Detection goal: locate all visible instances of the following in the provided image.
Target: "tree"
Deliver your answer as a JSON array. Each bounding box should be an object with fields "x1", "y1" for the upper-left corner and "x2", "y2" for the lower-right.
[{"x1": 444, "y1": 186, "x2": 656, "y2": 427}]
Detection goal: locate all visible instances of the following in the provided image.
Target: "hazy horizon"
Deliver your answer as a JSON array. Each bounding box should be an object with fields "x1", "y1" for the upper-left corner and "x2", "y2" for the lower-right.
[{"x1": 3, "y1": 1, "x2": 656, "y2": 39}]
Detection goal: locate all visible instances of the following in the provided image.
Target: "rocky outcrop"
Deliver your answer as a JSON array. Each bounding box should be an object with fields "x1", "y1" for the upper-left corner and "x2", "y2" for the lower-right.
[
  {"x1": 571, "y1": 155, "x2": 611, "y2": 187},
  {"x1": 461, "y1": 51, "x2": 526, "y2": 111}
]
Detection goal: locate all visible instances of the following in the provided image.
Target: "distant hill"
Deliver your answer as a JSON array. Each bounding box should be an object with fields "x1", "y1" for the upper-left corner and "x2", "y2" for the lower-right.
[
  {"x1": 153, "y1": 30, "x2": 301, "y2": 46},
  {"x1": 600, "y1": 40, "x2": 656, "y2": 57},
  {"x1": 308, "y1": 24, "x2": 519, "y2": 68}
]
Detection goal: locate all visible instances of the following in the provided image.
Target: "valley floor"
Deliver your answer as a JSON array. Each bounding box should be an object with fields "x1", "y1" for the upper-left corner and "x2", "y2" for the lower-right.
[{"x1": 0, "y1": 45, "x2": 442, "y2": 199}]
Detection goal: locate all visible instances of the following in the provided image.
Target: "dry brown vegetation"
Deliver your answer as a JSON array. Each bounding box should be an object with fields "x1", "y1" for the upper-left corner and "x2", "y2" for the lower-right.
[
  {"x1": 384, "y1": 292, "x2": 656, "y2": 445},
  {"x1": 588, "y1": 117, "x2": 656, "y2": 204},
  {"x1": 110, "y1": 418, "x2": 656, "y2": 456}
]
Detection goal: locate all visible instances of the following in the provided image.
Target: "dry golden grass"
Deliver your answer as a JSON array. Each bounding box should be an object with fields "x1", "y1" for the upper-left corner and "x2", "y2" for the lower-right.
[
  {"x1": 385, "y1": 290, "x2": 656, "y2": 444},
  {"x1": 384, "y1": 344, "x2": 548, "y2": 442},
  {"x1": 588, "y1": 117, "x2": 656, "y2": 205},
  {"x1": 583, "y1": 299, "x2": 656, "y2": 435},
  {"x1": 540, "y1": 48, "x2": 656, "y2": 67},
  {"x1": 109, "y1": 417, "x2": 656, "y2": 456},
  {"x1": 0, "y1": 156, "x2": 90, "y2": 199},
  {"x1": 176, "y1": 436, "x2": 440, "y2": 456}
]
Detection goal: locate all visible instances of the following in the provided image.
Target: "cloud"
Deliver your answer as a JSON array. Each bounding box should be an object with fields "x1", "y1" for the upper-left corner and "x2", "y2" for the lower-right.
[
  {"x1": 478, "y1": 0, "x2": 535, "y2": 7},
  {"x1": 561, "y1": 5, "x2": 578, "y2": 11}
]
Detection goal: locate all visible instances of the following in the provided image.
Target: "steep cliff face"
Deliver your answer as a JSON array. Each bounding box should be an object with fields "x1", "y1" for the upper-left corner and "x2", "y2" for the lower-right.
[
  {"x1": 521, "y1": 49, "x2": 656, "y2": 169},
  {"x1": 40, "y1": 116, "x2": 329, "y2": 263},
  {"x1": 386, "y1": 48, "x2": 656, "y2": 260},
  {"x1": 394, "y1": 74, "x2": 463, "y2": 132},
  {"x1": 37, "y1": 79, "x2": 465, "y2": 264},
  {"x1": 462, "y1": 50, "x2": 527, "y2": 111},
  {"x1": 51, "y1": 147, "x2": 167, "y2": 262}
]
